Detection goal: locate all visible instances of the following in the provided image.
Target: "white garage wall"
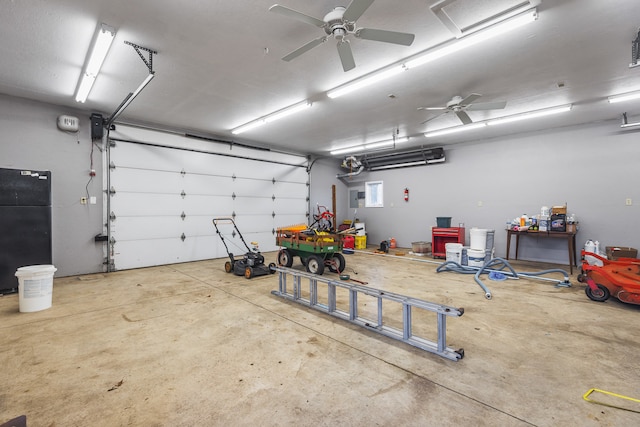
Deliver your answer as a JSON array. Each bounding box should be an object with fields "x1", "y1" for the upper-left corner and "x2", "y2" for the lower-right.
[{"x1": 107, "y1": 124, "x2": 309, "y2": 270}]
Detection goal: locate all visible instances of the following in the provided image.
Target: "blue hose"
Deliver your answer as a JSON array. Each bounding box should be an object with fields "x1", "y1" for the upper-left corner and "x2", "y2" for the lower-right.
[{"x1": 436, "y1": 257, "x2": 571, "y2": 300}]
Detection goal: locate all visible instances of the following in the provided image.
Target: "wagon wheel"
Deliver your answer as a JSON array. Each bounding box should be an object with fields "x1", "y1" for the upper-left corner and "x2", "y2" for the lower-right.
[
  {"x1": 245, "y1": 266, "x2": 254, "y2": 279},
  {"x1": 277, "y1": 249, "x2": 293, "y2": 267},
  {"x1": 328, "y1": 253, "x2": 346, "y2": 273},
  {"x1": 585, "y1": 283, "x2": 610, "y2": 302},
  {"x1": 224, "y1": 261, "x2": 233, "y2": 273},
  {"x1": 306, "y1": 255, "x2": 325, "y2": 275}
]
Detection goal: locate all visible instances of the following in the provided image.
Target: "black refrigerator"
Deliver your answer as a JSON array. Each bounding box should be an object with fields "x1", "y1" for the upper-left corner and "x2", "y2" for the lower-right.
[{"x1": 0, "y1": 168, "x2": 52, "y2": 294}]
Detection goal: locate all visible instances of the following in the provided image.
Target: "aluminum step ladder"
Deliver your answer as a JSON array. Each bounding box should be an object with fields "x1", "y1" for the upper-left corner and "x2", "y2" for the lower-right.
[{"x1": 271, "y1": 267, "x2": 465, "y2": 361}]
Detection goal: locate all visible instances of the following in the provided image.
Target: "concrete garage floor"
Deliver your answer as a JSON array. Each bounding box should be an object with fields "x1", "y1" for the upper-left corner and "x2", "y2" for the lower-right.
[{"x1": 1, "y1": 250, "x2": 639, "y2": 426}]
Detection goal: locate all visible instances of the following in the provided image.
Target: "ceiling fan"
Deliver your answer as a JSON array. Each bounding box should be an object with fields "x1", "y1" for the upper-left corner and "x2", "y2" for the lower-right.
[
  {"x1": 418, "y1": 93, "x2": 507, "y2": 125},
  {"x1": 269, "y1": 0, "x2": 415, "y2": 72}
]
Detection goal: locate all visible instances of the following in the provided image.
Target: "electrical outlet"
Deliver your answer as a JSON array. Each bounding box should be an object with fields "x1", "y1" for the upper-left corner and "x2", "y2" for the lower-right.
[
  {"x1": 626, "y1": 198, "x2": 632, "y2": 206},
  {"x1": 80, "y1": 197, "x2": 87, "y2": 205}
]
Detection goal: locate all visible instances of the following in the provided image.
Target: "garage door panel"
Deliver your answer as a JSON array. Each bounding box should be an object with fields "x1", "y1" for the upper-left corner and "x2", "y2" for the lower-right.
[
  {"x1": 111, "y1": 192, "x2": 184, "y2": 216},
  {"x1": 273, "y1": 181, "x2": 307, "y2": 197},
  {"x1": 232, "y1": 178, "x2": 273, "y2": 196},
  {"x1": 232, "y1": 198, "x2": 274, "y2": 215},
  {"x1": 182, "y1": 195, "x2": 233, "y2": 215},
  {"x1": 109, "y1": 135, "x2": 307, "y2": 270},
  {"x1": 181, "y1": 216, "x2": 218, "y2": 236},
  {"x1": 112, "y1": 143, "x2": 184, "y2": 171},
  {"x1": 182, "y1": 174, "x2": 232, "y2": 195},
  {"x1": 113, "y1": 239, "x2": 186, "y2": 270},
  {"x1": 111, "y1": 168, "x2": 183, "y2": 194},
  {"x1": 274, "y1": 197, "x2": 308, "y2": 213}
]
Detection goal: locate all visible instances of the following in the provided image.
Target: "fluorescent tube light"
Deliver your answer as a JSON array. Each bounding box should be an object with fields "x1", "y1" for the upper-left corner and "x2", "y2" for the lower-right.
[
  {"x1": 327, "y1": 66, "x2": 405, "y2": 99},
  {"x1": 75, "y1": 23, "x2": 116, "y2": 103},
  {"x1": 608, "y1": 91, "x2": 640, "y2": 104},
  {"x1": 264, "y1": 101, "x2": 311, "y2": 123},
  {"x1": 232, "y1": 101, "x2": 311, "y2": 135},
  {"x1": 329, "y1": 136, "x2": 409, "y2": 156},
  {"x1": 425, "y1": 122, "x2": 486, "y2": 138},
  {"x1": 330, "y1": 146, "x2": 365, "y2": 156},
  {"x1": 405, "y1": 10, "x2": 537, "y2": 70},
  {"x1": 487, "y1": 105, "x2": 572, "y2": 126},
  {"x1": 370, "y1": 160, "x2": 426, "y2": 171}
]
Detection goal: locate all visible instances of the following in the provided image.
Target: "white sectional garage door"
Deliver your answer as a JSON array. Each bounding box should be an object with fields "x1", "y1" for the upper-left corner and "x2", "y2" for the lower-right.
[{"x1": 106, "y1": 125, "x2": 308, "y2": 271}]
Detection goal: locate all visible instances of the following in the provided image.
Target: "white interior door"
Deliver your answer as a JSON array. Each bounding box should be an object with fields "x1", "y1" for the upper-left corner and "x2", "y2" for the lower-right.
[{"x1": 107, "y1": 125, "x2": 308, "y2": 270}]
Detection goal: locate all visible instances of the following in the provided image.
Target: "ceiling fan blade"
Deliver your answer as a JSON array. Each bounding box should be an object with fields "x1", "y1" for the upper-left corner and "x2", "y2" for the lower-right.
[
  {"x1": 455, "y1": 110, "x2": 473, "y2": 125},
  {"x1": 269, "y1": 4, "x2": 325, "y2": 27},
  {"x1": 420, "y1": 111, "x2": 448, "y2": 125},
  {"x1": 343, "y1": 0, "x2": 375, "y2": 22},
  {"x1": 459, "y1": 93, "x2": 482, "y2": 106},
  {"x1": 336, "y1": 40, "x2": 356, "y2": 72},
  {"x1": 282, "y1": 37, "x2": 327, "y2": 61},
  {"x1": 466, "y1": 100, "x2": 507, "y2": 111},
  {"x1": 355, "y1": 28, "x2": 415, "y2": 46}
]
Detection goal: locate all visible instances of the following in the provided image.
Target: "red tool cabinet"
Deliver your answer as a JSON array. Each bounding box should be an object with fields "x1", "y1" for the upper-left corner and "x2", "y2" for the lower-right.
[{"x1": 431, "y1": 227, "x2": 465, "y2": 258}]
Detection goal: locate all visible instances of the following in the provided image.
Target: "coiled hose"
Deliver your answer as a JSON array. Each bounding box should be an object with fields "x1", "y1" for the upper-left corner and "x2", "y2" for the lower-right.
[{"x1": 436, "y1": 257, "x2": 571, "y2": 300}]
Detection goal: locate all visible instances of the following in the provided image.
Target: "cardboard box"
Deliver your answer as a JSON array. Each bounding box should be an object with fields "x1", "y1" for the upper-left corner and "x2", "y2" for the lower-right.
[
  {"x1": 606, "y1": 246, "x2": 638, "y2": 260},
  {"x1": 551, "y1": 205, "x2": 567, "y2": 215}
]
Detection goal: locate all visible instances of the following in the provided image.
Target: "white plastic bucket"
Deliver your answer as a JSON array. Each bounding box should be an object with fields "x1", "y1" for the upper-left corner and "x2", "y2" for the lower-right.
[
  {"x1": 467, "y1": 249, "x2": 486, "y2": 267},
  {"x1": 470, "y1": 228, "x2": 488, "y2": 250},
  {"x1": 445, "y1": 243, "x2": 463, "y2": 264},
  {"x1": 15, "y1": 265, "x2": 57, "y2": 313}
]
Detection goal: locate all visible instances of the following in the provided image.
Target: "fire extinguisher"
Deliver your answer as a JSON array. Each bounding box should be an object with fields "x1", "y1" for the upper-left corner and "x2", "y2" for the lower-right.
[{"x1": 404, "y1": 188, "x2": 409, "y2": 202}]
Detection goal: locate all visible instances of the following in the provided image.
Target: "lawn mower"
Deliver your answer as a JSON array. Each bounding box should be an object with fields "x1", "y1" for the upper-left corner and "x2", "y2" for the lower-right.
[
  {"x1": 212, "y1": 217, "x2": 276, "y2": 279},
  {"x1": 578, "y1": 250, "x2": 640, "y2": 305}
]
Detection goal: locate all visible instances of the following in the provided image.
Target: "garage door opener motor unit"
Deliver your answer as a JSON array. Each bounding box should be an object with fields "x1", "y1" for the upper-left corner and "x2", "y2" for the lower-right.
[{"x1": 212, "y1": 218, "x2": 276, "y2": 279}]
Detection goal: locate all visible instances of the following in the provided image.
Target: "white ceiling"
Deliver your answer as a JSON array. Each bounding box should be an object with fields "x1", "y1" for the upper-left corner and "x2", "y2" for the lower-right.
[{"x1": 1, "y1": 0, "x2": 640, "y2": 156}]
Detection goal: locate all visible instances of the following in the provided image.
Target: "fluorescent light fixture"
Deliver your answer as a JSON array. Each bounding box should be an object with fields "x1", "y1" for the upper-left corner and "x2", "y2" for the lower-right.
[
  {"x1": 107, "y1": 73, "x2": 155, "y2": 126},
  {"x1": 75, "y1": 23, "x2": 116, "y2": 103},
  {"x1": 232, "y1": 101, "x2": 311, "y2": 135},
  {"x1": 405, "y1": 10, "x2": 537, "y2": 70},
  {"x1": 608, "y1": 91, "x2": 640, "y2": 104},
  {"x1": 370, "y1": 160, "x2": 426, "y2": 171},
  {"x1": 425, "y1": 122, "x2": 486, "y2": 138},
  {"x1": 330, "y1": 146, "x2": 365, "y2": 156},
  {"x1": 329, "y1": 136, "x2": 409, "y2": 156},
  {"x1": 327, "y1": 66, "x2": 405, "y2": 99},
  {"x1": 487, "y1": 105, "x2": 572, "y2": 126}
]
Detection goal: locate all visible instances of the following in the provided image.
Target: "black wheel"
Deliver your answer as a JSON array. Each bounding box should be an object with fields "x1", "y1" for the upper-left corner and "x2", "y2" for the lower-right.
[
  {"x1": 585, "y1": 283, "x2": 610, "y2": 302},
  {"x1": 305, "y1": 255, "x2": 325, "y2": 275},
  {"x1": 268, "y1": 262, "x2": 277, "y2": 274},
  {"x1": 328, "y1": 253, "x2": 346, "y2": 273},
  {"x1": 277, "y1": 249, "x2": 293, "y2": 267},
  {"x1": 245, "y1": 266, "x2": 253, "y2": 279},
  {"x1": 577, "y1": 273, "x2": 584, "y2": 283},
  {"x1": 224, "y1": 261, "x2": 233, "y2": 273}
]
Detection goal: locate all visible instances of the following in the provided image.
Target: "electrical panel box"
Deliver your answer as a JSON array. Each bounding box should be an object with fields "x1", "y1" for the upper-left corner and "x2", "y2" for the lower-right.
[{"x1": 57, "y1": 115, "x2": 79, "y2": 132}]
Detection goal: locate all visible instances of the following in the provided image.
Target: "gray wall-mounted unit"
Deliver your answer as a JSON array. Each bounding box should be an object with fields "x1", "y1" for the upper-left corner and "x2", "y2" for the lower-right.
[{"x1": 361, "y1": 147, "x2": 445, "y2": 171}]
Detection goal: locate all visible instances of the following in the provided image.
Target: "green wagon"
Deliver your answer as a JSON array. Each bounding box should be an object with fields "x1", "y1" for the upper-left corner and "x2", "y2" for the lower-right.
[{"x1": 276, "y1": 227, "x2": 346, "y2": 275}]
